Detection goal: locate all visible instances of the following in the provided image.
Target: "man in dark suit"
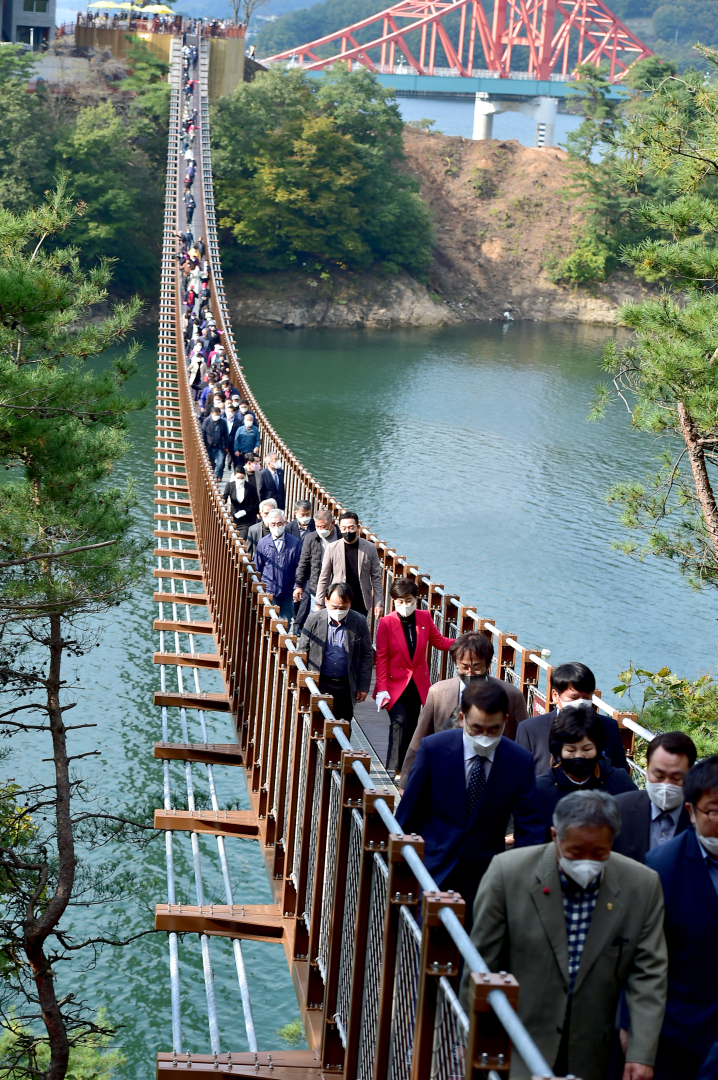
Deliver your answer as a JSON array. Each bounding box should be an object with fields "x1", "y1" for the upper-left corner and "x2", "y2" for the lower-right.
[
  {"x1": 221, "y1": 403, "x2": 242, "y2": 475},
  {"x1": 296, "y1": 582, "x2": 372, "y2": 721},
  {"x1": 647, "y1": 756, "x2": 718, "y2": 1080},
  {"x1": 613, "y1": 731, "x2": 696, "y2": 863},
  {"x1": 292, "y1": 510, "x2": 340, "y2": 633},
  {"x1": 258, "y1": 451, "x2": 285, "y2": 511},
  {"x1": 286, "y1": 500, "x2": 315, "y2": 543},
  {"x1": 515, "y1": 661, "x2": 629, "y2": 775},
  {"x1": 395, "y1": 680, "x2": 544, "y2": 925}
]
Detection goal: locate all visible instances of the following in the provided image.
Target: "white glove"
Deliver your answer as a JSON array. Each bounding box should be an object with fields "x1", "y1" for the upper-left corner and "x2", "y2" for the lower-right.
[
  {"x1": 234, "y1": 509, "x2": 246, "y2": 519},
  {"x1": 376, "y1": 691, "x2": 391, "y2": 712}
]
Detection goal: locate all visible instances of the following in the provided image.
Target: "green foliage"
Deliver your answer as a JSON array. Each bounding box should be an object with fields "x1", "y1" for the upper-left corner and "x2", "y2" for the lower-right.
[
  {"x1": 613, "y1": 666, "x2": 718, "y2": 758},
  {"x1": 652, "y1": 1, "x2": 718, "y2": 47},
  {"x1": 212, "y1": 65, "x2": 433, "y2": 277},
  {"x1": 592, "y1": 52, "x2": 718, "y2": 589},
  {"x1": 254, "y1": 0, "x2": 397, "y2": 58},
  {"x1": 0, "y1": 39, "x2": 167, "y2": 298},
  {"x1": 276, "y1": 1019, "x2": 305, "y2": 1047},
  {"x1": 0, "y1": 1014, "x2": 125, "y2": 1080},
  {"x1": 550, "y1": 66, "x2": 649, "y2": 285},
  {"x1": 623, "y1": 55, "x2": 678, "y2": 91}
]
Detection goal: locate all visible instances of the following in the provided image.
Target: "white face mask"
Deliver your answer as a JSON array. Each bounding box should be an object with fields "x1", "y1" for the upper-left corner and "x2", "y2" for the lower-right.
[
  {"x1": 296, "y1": 516, "x2": 312, "y2": 526},
  {"x1": 316, "y1": 527, "x2": 332, "y2": 539},
  {"x1": 328, "y1": 607, "x2": 349, "y2": 622},
  {"x1": 394, "y1": 600, "x2": 417, "y2": 617},
  {"x1": 694, "y1": 815, "x2": 718, "y2": 857},
  {"x1": 558, "y1": 696, "x2": 593, "y2": 712},
  {"x1": 646, "y1": 781, "x2": 685, "y2": 812},
  {"x1": 463, "y1": 727, "x2": 504, "y2": 756},
  {"x1": 269, "y1": 525, "x2": 285, "y2": 538},
  {"x1": 557, "y1": 841, "x2": 606, "y2": 889}
]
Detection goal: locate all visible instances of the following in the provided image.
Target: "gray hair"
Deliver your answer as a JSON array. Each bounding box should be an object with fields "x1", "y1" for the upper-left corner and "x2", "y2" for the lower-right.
[
  {"x1": 553, "y1": 790, "x2": 622, "y2": 841},
  {"x1": 295, "y1": 499, "x2": 312, "y2": 512},
  {"x1": 259, "y1": 498, "x2": 277, "y2": 514},
  {"x1": 267, "y1": 509, "x2": 285, "y2": 524}
]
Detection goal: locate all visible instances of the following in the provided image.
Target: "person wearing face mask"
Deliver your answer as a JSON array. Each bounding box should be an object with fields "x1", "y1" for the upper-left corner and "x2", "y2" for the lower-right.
[
  {"x1": 315, "y1": 511, "x2": 384, "y2": 622},
  {"x1": 646, "y1": 756, "x2": 718, "y2": 1080},
  {"x1": 613, "y1": 732, "x2": 696, "y2": 864},
  {"x1": 258, "y1": 451, "x2": 286, "y2": 511},
  {"x1": 286, "y1": 499, "x2": 316, "y2": 543},
  {"x1": 254, "y1": 509, "x2": 302, "y2": 624},
  {"x1": 461, "y1": 790, "x2": 667, "y2": 1080},
  {"x1": 374, "y1": 578, "x2": 454, "y2": 776},
  {"x1": 246, "y1": 498, "x2": 277, "y2": 560},
  {"x1": 293, "y1": 509, "x2": 341, "y2": 631},
  {"x1": 296, "y1": 582, "x2": 373, "y2": 722},
  {"x1": 222, "y1": 460, "x2": 259, "y2": 540},
  {"x1": 516, "y1": 661, "x2": 630, "y2": 776},
  {"x1": 233, "y1": 410, "x2": 261, "y2": 471},
  {"x1": 396, "y1": 681, "x2": 544, "y2": 927},
  {"x1": 535, "y1": 707, "x2": 636, "y2": 836},
  {"x1": 398, "y1": 632, "x2": 528, "y2": 791}
]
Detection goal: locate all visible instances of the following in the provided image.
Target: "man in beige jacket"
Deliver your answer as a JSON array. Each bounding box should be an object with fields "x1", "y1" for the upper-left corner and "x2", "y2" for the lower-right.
[
  {"x1": 315, "y1": 511, "x2": 384, "y2": 621},
  {"x1": 460, "y1": 790, "x2": 667, "y2": 1080},
  {"x1": 398, "y1": 632, "x2": 527, "y2": 789}
]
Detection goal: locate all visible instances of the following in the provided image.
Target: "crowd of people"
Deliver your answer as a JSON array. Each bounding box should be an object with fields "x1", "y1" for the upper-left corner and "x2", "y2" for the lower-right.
[{"x1": 180, "y1": 59, "x2": 717, "y2": 1080}]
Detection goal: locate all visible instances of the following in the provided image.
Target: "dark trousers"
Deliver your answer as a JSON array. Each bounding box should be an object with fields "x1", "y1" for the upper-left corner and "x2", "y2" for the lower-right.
[
  {"x1": 293, "y1": 589, "x2": 311, "y2": 633},
  {"x1": 385, "y1": 679, "x2": 422, "y2": 774},
  {"x1": 654, "y1": 1036, "x2": 703, "y2": 1080},
  {"x1": 318, "y1": 674, "x2": 354, "y2": 722}
]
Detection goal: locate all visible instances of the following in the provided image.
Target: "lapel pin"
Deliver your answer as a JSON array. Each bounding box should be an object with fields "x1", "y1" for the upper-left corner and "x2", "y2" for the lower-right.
[
  {"x1": 606, "y1": 902, "x2": 614, "y2": 910},
  {"x1": 543, "y1": 887, "x2": 550, "y2": 894}
]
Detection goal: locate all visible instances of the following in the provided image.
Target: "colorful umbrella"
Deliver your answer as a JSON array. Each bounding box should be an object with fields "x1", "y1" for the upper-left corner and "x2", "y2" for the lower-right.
[{"x1": 141, "y1": 3, "x2": 175, "y2": 11}]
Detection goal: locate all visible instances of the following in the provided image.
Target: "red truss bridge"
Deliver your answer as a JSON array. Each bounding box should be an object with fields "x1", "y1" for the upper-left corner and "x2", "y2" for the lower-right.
[{"x1": 263, "y1": 0, "x2": 652, "y2": 82}]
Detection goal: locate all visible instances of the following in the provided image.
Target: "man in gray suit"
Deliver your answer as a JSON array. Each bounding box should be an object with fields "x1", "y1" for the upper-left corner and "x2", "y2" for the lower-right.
[
  {"x1": 613, "y1": 731, "x2": 696, "y2": 864},
  {"x1": 398, "y1": 632, "x2": 528, "y2": 789},
  {"x1": 461, "y1": 790, "x2": 667, "y2": 1080},
  {"x1": 296, "y1": 581, "x2": 373, "y2": 721},
  {"x1": 315, "y1": 511, "x2": 383, "y2": 621}
]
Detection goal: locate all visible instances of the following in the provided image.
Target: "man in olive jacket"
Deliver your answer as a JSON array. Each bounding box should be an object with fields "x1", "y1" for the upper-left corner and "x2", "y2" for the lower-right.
[{"x1": 460, "y1": 790, "x2": 667, "y2": 1080}]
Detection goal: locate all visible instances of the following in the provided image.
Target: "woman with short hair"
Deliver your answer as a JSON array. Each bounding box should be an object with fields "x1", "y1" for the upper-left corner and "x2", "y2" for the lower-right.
[
  {"x1": 374, "y1": 577, "x2": 453, "y2": 777},
  {"x1": 536, "y1": 705, "x2": 636, "y2": 836}
]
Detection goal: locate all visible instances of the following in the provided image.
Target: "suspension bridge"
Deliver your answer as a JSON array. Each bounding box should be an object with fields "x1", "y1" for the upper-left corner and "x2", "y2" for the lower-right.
[{"x1": 152, "y1": 28, "x2": 655, "y2": 1079}]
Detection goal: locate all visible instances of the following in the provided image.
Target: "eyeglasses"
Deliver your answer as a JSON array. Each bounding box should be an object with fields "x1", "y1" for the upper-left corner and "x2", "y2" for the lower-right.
[
  {"x1": 456, "y1": 663, "x2": 488, "y2": 675},
  {"x1": 694, "y1": 805, "x2": 718, "y2": 821}
]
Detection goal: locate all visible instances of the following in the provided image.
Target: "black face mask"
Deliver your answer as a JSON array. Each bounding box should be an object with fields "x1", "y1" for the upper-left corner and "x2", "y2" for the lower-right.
[
  {"x1": 342, "y1": 530, "x2": 358, "y2": 544},
  {"x1": 460, "y1": 674, "x2": 486, "y2": 687},
  {"x1": 562, "y1": 755, "x2": 596, "y2": 780}
]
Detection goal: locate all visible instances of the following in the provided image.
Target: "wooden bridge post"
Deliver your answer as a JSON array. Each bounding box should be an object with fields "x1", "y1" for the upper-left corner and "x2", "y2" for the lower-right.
[
  {"x1": 517, "y1": 645, "x2": 540, "y2": 706},
  {"x1": 373, "y1": 833, "x2": 423, "y2": 1080},
  {"x1": 270, "y1": 649, "x2": 305, "y2": 882},
  {"x1": 342, "y1": 786, "x2": 396, "y2": 1080},
  {"x1": 410, "y1": 892, "x2": 465, "y2": 1080},
  {"x1": 319, "y1": 747, "x2": 371, "y2": 1071},
  {"x1": 465, "y1": 970, "x2": 519, "y2": 1078}
]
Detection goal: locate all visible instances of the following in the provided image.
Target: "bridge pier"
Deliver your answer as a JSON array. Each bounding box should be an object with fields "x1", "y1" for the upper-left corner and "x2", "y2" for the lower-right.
[{"x1": 472, "y1": 92, "x2": 559, "y2": 148}]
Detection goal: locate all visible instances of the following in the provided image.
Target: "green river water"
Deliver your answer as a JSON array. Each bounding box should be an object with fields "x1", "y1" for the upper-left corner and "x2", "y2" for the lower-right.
[{"x1": 9, "y1": 319, "x2": 718, "y2": 1078}]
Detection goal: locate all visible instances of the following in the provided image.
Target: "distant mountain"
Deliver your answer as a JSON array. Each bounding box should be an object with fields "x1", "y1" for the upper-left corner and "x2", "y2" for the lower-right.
[{"x1": 255, "y1": 0, "x2": 387, "y2": 57}]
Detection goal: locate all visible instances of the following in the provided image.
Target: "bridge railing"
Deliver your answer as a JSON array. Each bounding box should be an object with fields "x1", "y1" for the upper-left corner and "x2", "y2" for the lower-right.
[{"x1": 160, "y1": 30, "x2": 657, "y2": 1075}]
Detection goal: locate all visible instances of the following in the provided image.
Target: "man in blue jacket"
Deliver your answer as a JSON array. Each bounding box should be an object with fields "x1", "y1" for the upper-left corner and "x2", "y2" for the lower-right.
[
  {"x1": 647, "y1": 755, "x2": 718, "y2": 1080},
  {"x1": 396, "y1": 680, "x2": 544, "y2": 926},
  {"x1": 254, "y1": 509, "x2": 302, "y2": 624}
]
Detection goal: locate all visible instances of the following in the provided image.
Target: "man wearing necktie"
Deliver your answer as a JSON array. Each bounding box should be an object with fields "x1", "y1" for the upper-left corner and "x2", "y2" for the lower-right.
[{"x1": 396, "y1": 680, "x2": 544, "y2": 927}]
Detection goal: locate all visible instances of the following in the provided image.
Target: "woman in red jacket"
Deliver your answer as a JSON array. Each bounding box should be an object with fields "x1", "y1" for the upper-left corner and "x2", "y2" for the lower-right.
[{"x1": 374, "y1": 578, "x2": 454, "y2": 777}]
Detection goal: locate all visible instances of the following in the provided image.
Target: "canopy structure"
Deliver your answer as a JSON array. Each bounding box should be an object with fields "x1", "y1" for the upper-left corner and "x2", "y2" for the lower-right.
[
  {"x1": 87, "y1": 2, "x2": 121, "y2": 8},
  {"x1": 141, "y1": 4, "x2": 175, "y2": 12}
]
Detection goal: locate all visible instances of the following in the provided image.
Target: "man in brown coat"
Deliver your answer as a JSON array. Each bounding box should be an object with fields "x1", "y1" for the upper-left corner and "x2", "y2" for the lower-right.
[
  {"x1": 398, "y1": 632, "x2": 527, "y2": 789},
  {"x1": 460, "y1": 790, "x2": 667, "y2": 1080}
]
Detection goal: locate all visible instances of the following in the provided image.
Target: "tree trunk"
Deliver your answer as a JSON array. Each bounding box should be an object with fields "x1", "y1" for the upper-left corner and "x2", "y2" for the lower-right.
[
  {"x1": 677, "y1": 400, "x2": 718, "y2": 559},
  {"x1": 24, "y1": 613, "x2": 74, "y2": 1080}
]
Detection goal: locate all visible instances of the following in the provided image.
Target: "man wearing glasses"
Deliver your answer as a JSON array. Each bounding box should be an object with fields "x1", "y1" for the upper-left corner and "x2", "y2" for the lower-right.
[
  {"x1": 398, "y1": 632, "x2": 527, "y2": 790},
  {"x1": 646, "y1": 755, "x2": 718, "y2": 1080}
]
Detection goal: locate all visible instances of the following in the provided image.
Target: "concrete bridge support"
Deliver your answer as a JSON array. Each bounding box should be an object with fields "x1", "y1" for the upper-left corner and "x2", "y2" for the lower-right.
[{"x1": 472, "y1": 92, "x2": 559, "y2": 148}]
